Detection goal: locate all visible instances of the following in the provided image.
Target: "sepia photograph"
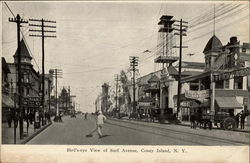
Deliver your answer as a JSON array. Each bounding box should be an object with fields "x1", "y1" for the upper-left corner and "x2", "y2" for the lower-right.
[{"x1": 1, "y1": 0, "x2": 250, "y2": 162}]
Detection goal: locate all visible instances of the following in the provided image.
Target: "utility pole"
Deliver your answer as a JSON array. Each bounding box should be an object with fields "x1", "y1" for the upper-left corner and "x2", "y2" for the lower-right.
[
  {"x1": 9, "y1": 14, "x2": 28, "y2": 140},
  {"x1": 114, "y1": 74, "x2": 120, "y2": 118},
  {"x1": 29, "y1": 18, "x2": 56, "y2": 125},
  {"x1": 173, "y1": 19, "x2": 188, "y2": 119},
  {"x1": 50, "y1": 69, "x2": 62, "y2": 122},
  {"x1": 129, "y1": 56, "x2": 139, "y2": 114}
]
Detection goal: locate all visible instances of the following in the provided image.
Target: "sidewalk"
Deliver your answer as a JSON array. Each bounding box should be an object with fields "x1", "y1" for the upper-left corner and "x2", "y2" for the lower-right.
[
  {"x1": 109, "y1": 117, "x2": 250, "y2": 144},
  {"x1": 178, "y1": 119, "x2": 250, "y2": 133},
  {"x1": 2, "y1": 121, "x2": 52, "y2": 144},
  {"x1": 117, "y1": 116, "x2": 250, "y2": 133}
]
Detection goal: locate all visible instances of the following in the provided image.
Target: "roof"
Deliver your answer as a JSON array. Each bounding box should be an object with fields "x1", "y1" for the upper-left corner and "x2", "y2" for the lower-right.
[
  {"x1": 13, "y1": 39, "x2": 32, "y2": 59},
  {"x1": 137, "y1": 70, "x2": 162, "y2": 85},
  {"x1": 215, "y1": 97, "x2": 242, "y2": 109},
  {"x1": 203, "y1": 35, "x2": 223, "y2": 53},
  {"x1": 148, "y1": 74, "x2": 160, "y2": 83},
  {"x1": 181, "y1": 70, "x2": 203, "y2": 76},
  {"x1": 181, "y1": 71, "x2": 211, "y2": 83},
  {"x1": 215, "y1": 89, "x2": 248, "y2": 98},
  {"x1": 176, "y1": 61, "x2": 205, "y2": 69},
  {"x1": 167, "y1": 65, "x2": 179, "y2": 76}
]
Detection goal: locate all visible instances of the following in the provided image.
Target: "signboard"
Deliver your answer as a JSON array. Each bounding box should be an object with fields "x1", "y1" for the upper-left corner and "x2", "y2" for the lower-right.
[
  {"x1": 138, "y1": 102, "x2": 151, "y2": 107},
  {"x1": 213, "y1": 67, "x2": 250, "y2": 82},
  {"x1": 185, "y1": 90, "x2": 210, "y2": 100},
  {"x1": 23, "y1": 96, "x2": 41, "y2": 107}
]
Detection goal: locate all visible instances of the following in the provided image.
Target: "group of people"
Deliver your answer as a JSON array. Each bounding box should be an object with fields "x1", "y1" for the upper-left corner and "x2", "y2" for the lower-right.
[{"x1": 235, "y1": 110, "x2": 248, "y2": 129}]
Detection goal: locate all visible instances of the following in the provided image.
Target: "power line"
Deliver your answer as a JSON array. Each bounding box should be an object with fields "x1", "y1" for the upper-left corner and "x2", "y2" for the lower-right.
[{"x1": 4, "y1": 2, "x2": 15, "y2": 17}]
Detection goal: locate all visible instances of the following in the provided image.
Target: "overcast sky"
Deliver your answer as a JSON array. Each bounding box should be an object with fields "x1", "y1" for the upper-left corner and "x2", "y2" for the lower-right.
[{"x1": 2, "y1": 1, "x2": 249, "y2": 113}]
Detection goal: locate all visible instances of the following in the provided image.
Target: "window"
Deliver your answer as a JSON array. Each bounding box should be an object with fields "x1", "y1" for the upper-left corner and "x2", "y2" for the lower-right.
[
  {"x1": 242, "y1": 48, "x2": 246, "y2": 53},
  {"x1": 234, "y1": 77, "x2": 243, "y2": 89},
  {"x1": 190, "y1": 81, "x2": 199, "y2": 91},
  {"x1": 215, "y1": 80, "x2": 224, "y2": 89},
  {"x1": 224, "y1": 79, "x2": 229, "y2": 89}
]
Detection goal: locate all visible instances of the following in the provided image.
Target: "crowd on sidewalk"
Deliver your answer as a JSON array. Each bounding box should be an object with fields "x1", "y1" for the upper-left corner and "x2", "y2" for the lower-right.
[{"x1": 2, "y1": 112, "x2": 52, "y2": 144}]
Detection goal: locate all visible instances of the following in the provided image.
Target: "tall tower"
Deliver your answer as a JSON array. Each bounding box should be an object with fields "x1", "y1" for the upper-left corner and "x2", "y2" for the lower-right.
[
  {"x1": 203, "y1": 35, "x2": 223, "y2": 71},
  {"x1": 13, "y1": 39, "x2": 32, "y2": 65},
  {"x1": 154, "y1": 15, "x2": 179, "y2": 68}
]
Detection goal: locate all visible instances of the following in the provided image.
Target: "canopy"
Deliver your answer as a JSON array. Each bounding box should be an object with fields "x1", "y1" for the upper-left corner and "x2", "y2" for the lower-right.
[
  {"x1": 2, "y1": 94, "x2": 15, "y2": 108},
  {"x1": 215, "y1": 97, "x2": 242, "y2": 109}
]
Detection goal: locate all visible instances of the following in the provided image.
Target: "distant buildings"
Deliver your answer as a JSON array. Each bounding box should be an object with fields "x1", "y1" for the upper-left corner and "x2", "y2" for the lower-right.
[{"x1": 106, "y1": 35, "x2": 250, "y2": 122}]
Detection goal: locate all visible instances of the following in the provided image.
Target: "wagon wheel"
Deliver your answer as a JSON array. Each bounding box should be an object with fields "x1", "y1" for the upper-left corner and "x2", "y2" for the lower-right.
[{"x1": 223, "y1": 117, "x2": 236, "y2": 130}]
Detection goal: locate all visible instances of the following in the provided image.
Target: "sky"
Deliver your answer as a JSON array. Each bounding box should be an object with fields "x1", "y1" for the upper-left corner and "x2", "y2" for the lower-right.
[{"x1": 2, "y1": 1, "x2": 249, "y2": 113}]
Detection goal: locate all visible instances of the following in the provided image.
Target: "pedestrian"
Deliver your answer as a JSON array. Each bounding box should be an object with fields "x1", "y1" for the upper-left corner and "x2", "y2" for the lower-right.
[
  {"x1": 84, "y1": 112, "x2": 88, "y2": 120},
  {"x1": 7, "y1": 109, "x2": 12, "y2": 128},
  {"x1": 240, "y1": 111, "x2": 246, "y2": 129},
  {"x1": 235, "y1": 113, "x2": 240, "y2": 128},
  {"x1": 87, "y1": 111, "x2": 107, "y2": 139}
]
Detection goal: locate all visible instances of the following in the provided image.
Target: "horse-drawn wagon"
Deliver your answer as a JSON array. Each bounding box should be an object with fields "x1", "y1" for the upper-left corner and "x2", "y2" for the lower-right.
[{"x1": 194, "y1": 111, "x2": 237, "y2": 130}]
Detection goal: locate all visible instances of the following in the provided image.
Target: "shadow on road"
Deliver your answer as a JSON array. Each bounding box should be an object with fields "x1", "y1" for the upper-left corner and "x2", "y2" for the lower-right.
[
  {"x1": 85, "y1": 134, "x2": 112, "y2": 138},
  {"x1": 100, "y1": 134, "x2": 112, "y2": 138}
]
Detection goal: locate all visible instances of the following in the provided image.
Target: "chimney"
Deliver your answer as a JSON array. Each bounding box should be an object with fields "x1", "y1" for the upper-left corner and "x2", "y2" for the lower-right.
[{"x1": 230, "y1": 36, "x2": 238, "y2": 45}]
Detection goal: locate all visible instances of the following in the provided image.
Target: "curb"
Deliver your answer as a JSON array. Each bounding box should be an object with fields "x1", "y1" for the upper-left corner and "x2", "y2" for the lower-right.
[{"x1": 20, "y1": 122, "x2": 52, "y2": 144}]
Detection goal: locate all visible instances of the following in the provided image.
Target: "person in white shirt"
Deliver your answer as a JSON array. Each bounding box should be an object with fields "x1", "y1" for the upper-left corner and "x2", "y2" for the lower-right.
[{"x1": 87, "y1": 111, "x2": 107, "y2": 138}]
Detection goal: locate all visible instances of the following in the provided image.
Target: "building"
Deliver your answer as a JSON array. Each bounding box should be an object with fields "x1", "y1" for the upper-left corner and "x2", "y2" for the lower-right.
[
  {"x1": 135, "y1": 64, "x2": 198, "y2": 116},
  {"x1": 58, "y1": 87, "x2": 72, "y2": 115},
  {"x1": 7, "y1": 39, "x2": 41, "y2": 127},
  {"x1": 101, "y1": 83, "x2": 109, "y2": 114},
  {"x1": 2, "y1": 57, "x2": 15, "y2": 123},
  {"x1": 180, "y1": 36, "x2": 250, "y2": 120}
]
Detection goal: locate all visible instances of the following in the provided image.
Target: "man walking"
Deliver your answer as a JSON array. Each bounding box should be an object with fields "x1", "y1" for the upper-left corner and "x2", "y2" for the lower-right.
[{"x1": 87, "y1": 111, "x2": 107, "y2": 138}]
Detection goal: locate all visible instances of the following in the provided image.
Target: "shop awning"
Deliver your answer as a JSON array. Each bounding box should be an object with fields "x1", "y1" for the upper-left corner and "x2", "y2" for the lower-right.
[
  {"x1": 2, "y1": 94, "x2": 15, "y2": 108},
  {"x1": 215, "y1": 97, "x2": 242, "y2": 109}
]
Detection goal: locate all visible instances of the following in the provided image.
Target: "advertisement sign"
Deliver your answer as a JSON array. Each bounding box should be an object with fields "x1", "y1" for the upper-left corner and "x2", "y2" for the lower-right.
[
  {"x1": 185, "y1": 89, "x2": 210, "y2": 100},
  {"x1": 213, "y1": 67, "x2": 250, "y2": 82},
  {"x1": 138, "y1": 102, "x2": 151, "y2": 107},
  {"x1": 23, "y1": 96, "x2": 41, "y2": 107}
]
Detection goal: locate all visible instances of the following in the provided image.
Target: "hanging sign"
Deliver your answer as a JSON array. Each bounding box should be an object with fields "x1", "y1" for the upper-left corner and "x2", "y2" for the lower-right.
[{"x1": 185, "y1": 89, "x2": 210, "y2": 100}]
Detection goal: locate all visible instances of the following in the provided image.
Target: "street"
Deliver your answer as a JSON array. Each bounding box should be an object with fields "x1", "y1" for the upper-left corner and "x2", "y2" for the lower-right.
[{"x1": 27, "y1": 114, "x2": 250, "y2": 145}]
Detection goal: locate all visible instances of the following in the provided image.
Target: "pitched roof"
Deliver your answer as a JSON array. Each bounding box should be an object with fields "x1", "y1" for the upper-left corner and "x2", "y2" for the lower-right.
[
  {"x1": 13, "y1": 39, "x2": 32, "y2": 59},
  {"x1": 148, "y1": 74, "x2": 160, "y2": 83},
  {"x1": 203, "y1": 35, "x2": 223, "y2": 53},
  {"x1": 167, "y1": 65, "x2": 179, "y2": 75}
]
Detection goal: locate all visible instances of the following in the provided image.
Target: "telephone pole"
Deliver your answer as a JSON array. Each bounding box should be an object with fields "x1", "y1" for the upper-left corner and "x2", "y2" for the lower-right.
[
  {"x1": 29, "y1": 18, "x2": 56, "y2": 125},
  {"x1": 173, "y1": 19, "x2": 188, "y2": 118},
  {"x1": 129, "y1": 56, "x2": 139, "y2": 114},
  {"x1": 50, "y1": 69, "x2": 63, "y2": 122},
  {"x1": 9, "y1": 14, "x2": 28, "y2": 140},
  {"x1": 114, "y1": 74, "x2": 120, "y2": 118}
]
